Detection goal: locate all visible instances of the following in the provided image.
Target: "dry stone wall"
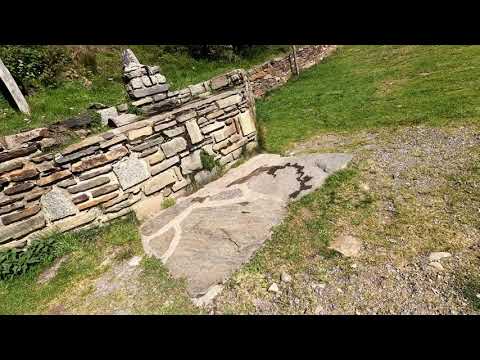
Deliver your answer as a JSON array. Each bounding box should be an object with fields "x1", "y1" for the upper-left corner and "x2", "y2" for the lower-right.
[
  {"x1": 0, "y1": 62, "x2": 257, "y2": 250},
  {"x1": 247, "y1": 45, "x2": 336, "y2": 98},
  {"x1": 0, "y1": 45, "x2": 335, "y2": 251}
]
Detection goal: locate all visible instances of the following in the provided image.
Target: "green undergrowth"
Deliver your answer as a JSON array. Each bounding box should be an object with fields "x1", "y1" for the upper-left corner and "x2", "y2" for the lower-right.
[
  {"x1": 0, "y1": 214, "x2": 139, "y2": 314},
  {"x1": 461, "y1": 275, "x2": 480, "y2": 311},
  {"x1": 1, "y1": 45, "x2": 289, "y2": 136},
  {"x1": 0, "y1": 211, "x2": 199, "y2": 314},
  {"x1": 161, "y1": 197, "x2": 176, "y2": 209},
  {"x1": 257, "y1": 45, "x2": 480, "y2": 153}
]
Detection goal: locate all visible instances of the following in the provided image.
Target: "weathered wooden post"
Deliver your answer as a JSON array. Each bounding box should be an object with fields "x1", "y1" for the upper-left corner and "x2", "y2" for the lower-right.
[
  {"x1": 0, "y1": 57, "x2": 31, "y2": 115},
  {"x1": 292, "y1": 45, "x2": 300, "y2": 77}
]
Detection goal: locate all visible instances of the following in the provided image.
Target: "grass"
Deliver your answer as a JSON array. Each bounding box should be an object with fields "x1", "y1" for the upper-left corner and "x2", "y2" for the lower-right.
[
  {"x1": 3, "y1": 45, "x2": 480, "y2": 314},
  {"x1": 0, "y1": 215, "x2": 140, "y2": 314},
  {"x1": 213, "y1": 168, "x2": 366, "y2": 314},
  {"x1": 244, "y1": 168, "x2": 360, "y2": 275},
  {"x1": 0, "y1": 213, "x2": 197, "y2": 314},
  {"x1": 257, "y1": 45, "x2": 480, "y2": 153},
  {"x1": 0, "y1": 45, "x2": 289, "y2": 136},
  {"x1": 161, "y1": 197, "x2": 176, "y2": 209},
  {"x1": 460, "y1": 275, "x2": 480, "y2": 311}
]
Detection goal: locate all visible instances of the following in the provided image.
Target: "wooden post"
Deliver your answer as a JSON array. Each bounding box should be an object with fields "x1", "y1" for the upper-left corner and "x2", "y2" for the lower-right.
[
  {"x1": 0, "y1": 57, "x2": 30, "y2": 115},
  {"x1": 292, "y1": 45, "x2": 300, "y2": 77}
]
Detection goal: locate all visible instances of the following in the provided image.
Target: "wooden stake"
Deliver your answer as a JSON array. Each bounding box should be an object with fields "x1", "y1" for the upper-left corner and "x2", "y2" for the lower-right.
[
  {"x1": 292, "y1": 45, "x2": 300, "y2": 77},
  {"x1": 0, "y1": 58, "x2": 30, "y2": 115}
]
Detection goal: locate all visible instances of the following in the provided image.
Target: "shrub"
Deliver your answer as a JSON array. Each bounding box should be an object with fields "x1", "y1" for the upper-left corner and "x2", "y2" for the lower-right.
[
  {"x1": 0, "y1": 46, "x2": 71, "y2": 95},
  {"x1": 200, "y1": 150, "x2": 217, "y2": 171},
  {"x1": 161, "y1": 197, "x2": 176, "y2": 209},
  {"x1": 185, "y1": 45, "x2": 237, "y2": 61},
  {"x1": 181, "y1": 45, "x2": 288, "y2": 61},
  {"x1": 0, "y1": 237, "x2": 58, "y2": 281}
]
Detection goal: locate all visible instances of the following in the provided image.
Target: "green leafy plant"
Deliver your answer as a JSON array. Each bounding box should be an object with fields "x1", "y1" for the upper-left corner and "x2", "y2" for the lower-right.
[
  {"x1": 200, "y1": 150, "x2": 218, "y2": 171},
  {"x1": 87, "y1": 110, "x2": 110, "y2": 134},
  {"x1": 0, "y1": 237, "x2": 58, "y2": 281},
  {"x1": 127, "y1": 103, "x2": 144, "y2": 115},
  {"x1": 161, "y1": 197, "x2": 176, "y2": 209}
]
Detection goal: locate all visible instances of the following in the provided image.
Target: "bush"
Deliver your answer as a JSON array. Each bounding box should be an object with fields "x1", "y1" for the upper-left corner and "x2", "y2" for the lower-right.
[
  {"x1": 161, "y1": 197, "x2": 176, "y2": 209},
  {"x1": 200, "y1": 150, "x2": 218, "y2": 171},
  {"x1": 0, "y1": 46, "x2": 71, "y2": 95},
  {"x1": 176, "y1": 45, "x2": 277, "y2": 61}
]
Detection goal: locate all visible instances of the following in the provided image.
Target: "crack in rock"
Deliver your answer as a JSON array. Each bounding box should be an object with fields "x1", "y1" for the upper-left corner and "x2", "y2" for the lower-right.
[{"x1": 227, "y1": 162, "x2": 313, "y2": 199}]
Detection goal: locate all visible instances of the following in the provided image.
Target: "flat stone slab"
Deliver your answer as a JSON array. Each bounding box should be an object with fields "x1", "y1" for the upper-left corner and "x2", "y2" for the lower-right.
[{"x1": 140, "y1": 153, "x2": 352, "y2": 299}]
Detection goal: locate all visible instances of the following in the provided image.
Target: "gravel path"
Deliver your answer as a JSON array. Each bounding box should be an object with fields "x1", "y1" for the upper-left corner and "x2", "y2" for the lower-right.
[{"x1": 212, "y1": 125, "x2": 480, "y2": 314}]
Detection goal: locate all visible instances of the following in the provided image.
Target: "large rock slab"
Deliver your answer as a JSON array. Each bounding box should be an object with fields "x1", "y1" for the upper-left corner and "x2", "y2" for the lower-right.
[{"x1": 140, "y1": 153, "x2": 352, "y2": 299}]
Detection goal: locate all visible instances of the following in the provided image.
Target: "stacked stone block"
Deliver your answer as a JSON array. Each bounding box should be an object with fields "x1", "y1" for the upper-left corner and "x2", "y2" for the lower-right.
[
  {"x1": 0, "y1": 64, "x2": 257, "y2": 251},
  {"x1": 247, "y1": 45, "x2": 336, "y2": 98},
  {"x1": 0, "y1": 45, "x2": 337, "y2": 251},
  {"x1": 122, "y1": 49, "x2": 170, "y2": 106}
]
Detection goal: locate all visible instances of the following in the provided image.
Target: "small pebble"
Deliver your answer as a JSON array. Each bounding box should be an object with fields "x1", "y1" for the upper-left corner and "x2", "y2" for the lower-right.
[
  {"x1": 429, "y1": 261, "x2": 444, "y2": 271},
  {"x1": 281, "y1": 271, "x2": 292, "y2": 283},
  {"x1": 351, "y1": 263, "x2": 358, "y2": 269},
  {"x1": 128, "y1": 255, "x2": 142, "y2": 267},
  {"x1": 311, "y1": 283, "x2": 326, "y2": 291},
  {"x1": 429, "y1": 252, "x2": 451, "y2": 262},
  {"x1": 360, "y1": 183, "x2": 370, "y2": 192},
  {"x1": 476, "y1": 294, "x2": 480, "y2": 300},
  {"x1": 268, "y1": 283, "x2": 279, "y2": 293}
]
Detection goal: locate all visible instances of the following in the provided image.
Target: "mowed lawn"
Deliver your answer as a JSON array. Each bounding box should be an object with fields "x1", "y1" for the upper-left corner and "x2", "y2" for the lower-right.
[{"x1": 257, "y1": 45, "x2": 480, "y2": 153}]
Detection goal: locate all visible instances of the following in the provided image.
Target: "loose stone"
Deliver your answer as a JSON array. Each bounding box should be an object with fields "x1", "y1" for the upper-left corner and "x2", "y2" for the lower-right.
[
  {"x1": 281, "y1": 272, "x2": 292, "y2": 283},
  {"x1": 1, "y1": 205, "x2": 41, "y2": 226},
  {"x1": 428, "y1": 252, "x2": 452, "y2": 262},
  {"x1": 68, "y1": 176, "x2": 110, "y2": 194},
  {"x1": 4, "y1": 182, "x2": 35, "y2": 196},
  {"x1": 268, "y1": 283, "x2": 280, "y2": 293},
  {"x1": 37, "y1": 170, "x2": 72, "y2": 186}
]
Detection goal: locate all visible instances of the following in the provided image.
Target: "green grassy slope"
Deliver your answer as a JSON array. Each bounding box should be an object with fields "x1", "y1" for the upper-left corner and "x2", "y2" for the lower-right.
[
  {"x1": 257, "y1": 45, "x2": 480, "y2": 153},
  {"x1": 0, "y1": 45, "x2": 288, "y2": 136}
]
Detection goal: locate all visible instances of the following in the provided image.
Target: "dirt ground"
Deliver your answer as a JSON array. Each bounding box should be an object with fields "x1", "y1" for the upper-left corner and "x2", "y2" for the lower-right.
[
  {"x1": 211, "y1": 125, "x2": 480, "y2": 315},
  {"x1": 35, "y1": 125, "x2": 480, "y2": 315}
]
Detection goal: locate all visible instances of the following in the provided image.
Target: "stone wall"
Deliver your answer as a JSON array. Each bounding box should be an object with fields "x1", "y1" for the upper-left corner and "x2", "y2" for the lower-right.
[
  {"x1": 0, "y1": 65, "x2": 257, "y2": 250},
  {"x1": 0, "y1": 45, "x2": 335, "y2": 251},
  {"x1": 247, "y1": 45, "x2": 336, "y2": 98}
]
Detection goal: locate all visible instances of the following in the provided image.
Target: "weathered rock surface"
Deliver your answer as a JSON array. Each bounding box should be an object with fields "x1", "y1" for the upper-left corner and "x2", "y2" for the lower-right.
[
  {"x1": 113, "y1": 157, "x2": 150, "y2": 190},
  {"x1": 429, "y1": 252, "x2": 452, "y2": 262},
  {"x1": 180, "y1": 150, "x2": 203, "y2": 175},
  {"x1": 0, "y1": 213, "x2": 45, "y2": 244},
  {"x1": 140, "y1": 153, "x2": 352, "y2": 298},
  {"x1": 97, "y1": 107, "x2": 118, "y2": 126},
  {"x1": 161, "y1": 138, "x2": 187, "y2": 158},
  {"x1": 41, "y1": 187, "x2": 77, "y2": 221}
]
